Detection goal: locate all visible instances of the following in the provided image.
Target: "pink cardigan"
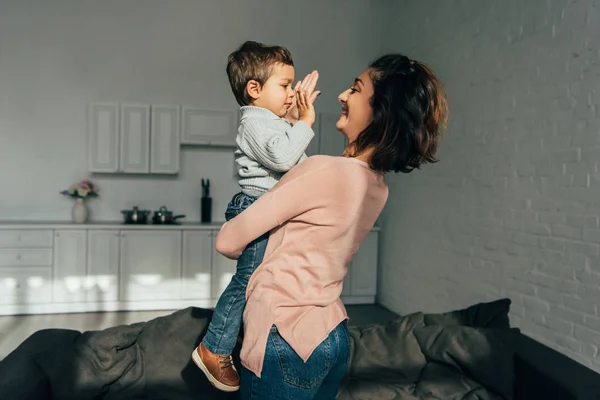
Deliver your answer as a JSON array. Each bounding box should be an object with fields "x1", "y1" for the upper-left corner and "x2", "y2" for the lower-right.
[{"x1": 215, "y1": 155, "x2": 389, "y2": 377}]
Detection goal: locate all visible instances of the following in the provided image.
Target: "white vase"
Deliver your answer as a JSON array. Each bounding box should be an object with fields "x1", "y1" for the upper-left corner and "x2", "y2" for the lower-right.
[{"x1": 72, "y1": 198, "x2": 88, "y2": 223}]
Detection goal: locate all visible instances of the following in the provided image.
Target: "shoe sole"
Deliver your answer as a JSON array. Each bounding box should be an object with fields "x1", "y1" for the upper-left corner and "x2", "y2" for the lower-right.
[{"x1": 191, "y1": 348, "x2": 240, "y2": 392}]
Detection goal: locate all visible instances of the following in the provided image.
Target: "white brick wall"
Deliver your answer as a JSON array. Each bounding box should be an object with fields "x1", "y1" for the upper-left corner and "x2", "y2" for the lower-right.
[{"x1": 378, "y1": 0, "x2": 600, "y2": 372}]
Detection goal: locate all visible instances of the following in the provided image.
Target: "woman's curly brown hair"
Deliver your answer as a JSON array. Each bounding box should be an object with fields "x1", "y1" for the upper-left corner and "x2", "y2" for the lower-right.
[{"x1": 345, "y1": 54, "x2": 449, "y2": 174}]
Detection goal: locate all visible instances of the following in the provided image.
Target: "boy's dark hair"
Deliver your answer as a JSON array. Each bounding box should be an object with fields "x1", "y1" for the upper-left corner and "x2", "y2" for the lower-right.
[
  {"x1": 226, "y1": 41, "x2": 294, "y2": 106},
  {"x1": 347, "y1": 54, "x2": 449, "y2": 174}
]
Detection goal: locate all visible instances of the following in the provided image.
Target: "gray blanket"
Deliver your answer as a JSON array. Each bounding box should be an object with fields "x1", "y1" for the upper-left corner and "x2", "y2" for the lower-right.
[{"x1": 0, "y1": 299, "x2": 518, "y2": 400}]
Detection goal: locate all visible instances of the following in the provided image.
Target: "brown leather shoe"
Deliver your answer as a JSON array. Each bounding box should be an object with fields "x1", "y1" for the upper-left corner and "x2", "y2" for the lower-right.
[{"x1": 191, "y1": 344, "x2": 240, "y2": 392}]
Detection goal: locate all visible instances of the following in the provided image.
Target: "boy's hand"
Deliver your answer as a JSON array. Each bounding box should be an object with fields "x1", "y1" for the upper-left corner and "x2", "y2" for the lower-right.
[
  {"x1": 285, "y1": 70, "x2": 321, "y2": 124},
  {"x1": 297, "y1": 81, "x2": 317, "y2": 126}
]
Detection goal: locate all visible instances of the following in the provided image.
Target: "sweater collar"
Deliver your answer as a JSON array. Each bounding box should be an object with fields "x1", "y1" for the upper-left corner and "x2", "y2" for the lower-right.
[{"x1": 240, "y1": 106, "x2": 283, "y2": 121}]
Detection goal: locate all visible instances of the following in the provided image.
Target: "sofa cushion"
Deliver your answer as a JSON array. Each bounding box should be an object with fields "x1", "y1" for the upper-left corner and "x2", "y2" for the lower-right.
[
  {"x1": 414, "y1": 325, "x2": 519, "y2": 399},
  {"x1": 341, "y1": 298, "x2": 517, "y2": 400}
]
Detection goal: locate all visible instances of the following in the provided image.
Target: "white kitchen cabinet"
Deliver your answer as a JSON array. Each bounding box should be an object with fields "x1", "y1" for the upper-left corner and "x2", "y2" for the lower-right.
[
  {"x1": 0, "y1": 267, "x2": 52, "y2": 305},
  {"x1": 86, "y1": 230, "x2": 119, "y2": 303},
  {"x1": 119, "y1": 230, "x2": 182, "y2": 301},
  {"x1": 211, "y1": 238, "x2": 237, "y2": 299},
  {"x1": 0, "y1": 224, "x2": 380, "y2": 316},
  {"x1": 53, "y1": 230, "x2": 87, "y2": 303},
  {"x1": 0, "y1": 230, "x2": 53, "y2": 248},
  {"x1": 120, "y1": 104, "x2": 151, "y2": 173},
  {"x1": 348, "y1": 231, "x2": 378, "y2": 297},
  {"x1": 88, "y1": 103, "x2": 179, "y2": 175},
  {"x1": 181, "y1": 107, "x2": 237, "y2": 147},
  {"x1": 0, "y1": 249, "x2": 52, "y2": 267},
  {"x1": 181, "y1": 231, "x2": 212, "y2": 299},
  {"x1": 151, "y1": 105, "x2": 180, "y2": 174},
  {"x1": 88, "y1": 102, "x2": 120, "y2": 173}
]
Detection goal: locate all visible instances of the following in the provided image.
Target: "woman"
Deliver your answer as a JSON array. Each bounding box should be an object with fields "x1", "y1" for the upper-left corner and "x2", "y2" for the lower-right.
[{"x1": 214, "y1": 53, "x2": 448, "y2": 399}]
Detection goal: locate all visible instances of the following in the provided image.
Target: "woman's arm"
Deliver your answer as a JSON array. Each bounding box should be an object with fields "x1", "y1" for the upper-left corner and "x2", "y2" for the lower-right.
[{"x1": 215, "y1": 160, "x2": 335, "y2": 259}]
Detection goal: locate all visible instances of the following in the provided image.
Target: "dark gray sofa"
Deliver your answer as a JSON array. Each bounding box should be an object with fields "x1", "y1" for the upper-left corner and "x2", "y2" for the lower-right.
[{"x1": 0, "y1": 298, "x2": 599, "y2": 400}]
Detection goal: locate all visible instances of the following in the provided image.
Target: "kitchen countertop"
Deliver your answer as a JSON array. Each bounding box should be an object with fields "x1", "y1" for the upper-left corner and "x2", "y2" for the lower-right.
[
  {"x1": 0, "y1": 221, "x2": 225, "y2": 230},
  {"x1": 0, "y1": 221, "x2": 380, "y2": 231}
]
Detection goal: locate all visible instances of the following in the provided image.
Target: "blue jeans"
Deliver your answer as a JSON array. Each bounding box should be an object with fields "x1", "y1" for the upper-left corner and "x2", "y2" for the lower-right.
[
  {"x1": 202, "y1": 192, "x2": 269, "y2": 355},
  {"x1": 240, "y1": 321, "x2": 350, "y2": 400}
]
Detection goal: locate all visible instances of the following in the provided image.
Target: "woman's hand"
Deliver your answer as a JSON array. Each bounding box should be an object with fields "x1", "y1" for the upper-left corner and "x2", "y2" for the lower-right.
[{"x1": 285, "y1": 70, "x2": 321, "y2": 124}]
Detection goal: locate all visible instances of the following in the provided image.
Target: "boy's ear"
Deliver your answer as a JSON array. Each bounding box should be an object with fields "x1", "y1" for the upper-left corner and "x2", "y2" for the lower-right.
[{"x1": 246, "y1": 80, "x2": 261, "y2": 101}]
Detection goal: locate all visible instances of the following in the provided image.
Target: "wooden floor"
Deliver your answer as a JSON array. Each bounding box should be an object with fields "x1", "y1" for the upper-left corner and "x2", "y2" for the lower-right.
[{"x1": 0, "y1": 304, "x2": 398, "y2": 360}]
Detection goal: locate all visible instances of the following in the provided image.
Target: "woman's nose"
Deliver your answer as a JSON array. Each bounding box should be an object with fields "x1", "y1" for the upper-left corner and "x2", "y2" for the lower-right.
[{"x1": 338, "y1": 89, "x2": 349, "y2": 103}]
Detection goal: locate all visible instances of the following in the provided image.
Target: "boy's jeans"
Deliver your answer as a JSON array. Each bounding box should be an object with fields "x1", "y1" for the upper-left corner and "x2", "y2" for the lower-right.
[{"x1": 202, "y1": 192, "x2": 269, "y2": 355}]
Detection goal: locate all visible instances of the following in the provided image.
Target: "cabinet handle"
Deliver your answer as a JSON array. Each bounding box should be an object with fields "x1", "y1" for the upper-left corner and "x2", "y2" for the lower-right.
[
  {"x1": 56, "y1": 233, "x2": 60, "y2": 237},
  {"x1": 16, "y1": 235, "x2": 22, "y2": 241},
  {"x1": 16, "y1": 254, "x2": 21, "y2": 260}
]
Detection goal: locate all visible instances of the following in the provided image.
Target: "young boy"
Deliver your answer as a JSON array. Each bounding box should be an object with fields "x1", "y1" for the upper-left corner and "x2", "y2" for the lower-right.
[{"x1": 192, "y1": 40, "x2": 320, "y2": 392}]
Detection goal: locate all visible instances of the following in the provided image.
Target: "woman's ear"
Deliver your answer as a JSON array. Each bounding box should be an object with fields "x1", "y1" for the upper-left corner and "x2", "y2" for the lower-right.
[{"x1": 246, "y1": 80, "x2": 261, "y2": 101}]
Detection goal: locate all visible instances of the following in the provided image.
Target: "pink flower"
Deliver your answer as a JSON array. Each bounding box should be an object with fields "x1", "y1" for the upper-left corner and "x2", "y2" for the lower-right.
[{"x1": 61, "y1": 179, "x2": 99, "y2": 199}]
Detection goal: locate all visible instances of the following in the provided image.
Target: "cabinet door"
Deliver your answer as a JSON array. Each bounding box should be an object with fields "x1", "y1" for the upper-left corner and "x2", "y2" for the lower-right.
[
  {"x1": 181, "y1": 231, "x2": 212, "y2": 299},
  {"x1": 87, "y1": 230, "x2": 119, "y2": 302},
  {"x1": 349, "y1": 231, "x2": 378, "y2": 296},
  {"x1": 181, "y1": 107, "x2": 237, "y2": 147},
  {"x1": 88, "y1": 102, "x2": 119, "y2": 173},
  {"x1": 150, "y1": 105, "x2": 180, "y2": 174},
  {"x1": 211, "y1": 235, "x2": 237, "y2": 299},
  {"x1": 120, "y1": 104, "x2": 150, "y2": 173},
  {"x1": 0, "y1": 267, "x2": 52, "y2": 305},
  {"x1": 318, "y1": 113, "x2": 347, "y2": 156},
  {"x1": 53, "y1": 230, "x2": 87, "y2": 303},
  {"x1": 119, "y1": 230, "x2": 181, "y2": 301}
]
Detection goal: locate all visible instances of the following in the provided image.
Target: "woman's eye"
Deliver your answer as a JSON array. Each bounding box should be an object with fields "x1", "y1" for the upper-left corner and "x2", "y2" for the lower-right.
[{"x1": 349, "y1": 87, "x2": 358, "y2": 93}]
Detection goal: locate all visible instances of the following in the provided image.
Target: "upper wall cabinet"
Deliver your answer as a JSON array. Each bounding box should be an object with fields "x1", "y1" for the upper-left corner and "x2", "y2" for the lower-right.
[
  {"x1": 88, "y1": 102, "x2": 120, "y2": 173},
  {"x1": 88, "y1": 102, "x2": 180, "y2": 174},
  {"x1": 120, "y1": 103, "x2": 150, "y2": 174},
  {"x1": 150, "y1": 105, "x2": 180, "y2": 174},
  {"x1": 181, "y1": 107, "x2": 237, "y2": 147}
]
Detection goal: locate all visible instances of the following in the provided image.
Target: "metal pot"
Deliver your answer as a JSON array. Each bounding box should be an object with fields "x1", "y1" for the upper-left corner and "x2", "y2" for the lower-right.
[
  {"x1": 121, "y1": 206, "x2": 151, "y2": 224},
  {"x1": 152, "y1": 206, "x2": 185, "y2": 224}
]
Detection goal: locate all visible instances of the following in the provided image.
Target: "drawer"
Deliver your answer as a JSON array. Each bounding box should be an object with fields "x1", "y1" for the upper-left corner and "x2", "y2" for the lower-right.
[
  {"x1": 0, "y1": 267, "x2": 52, "y2": 305},
  {"x1": 0, "y1": 230, "x2": 53, "y2": 248},
  {"x1": 0, "y1": 248, "x2": 53, "y2": 267}
]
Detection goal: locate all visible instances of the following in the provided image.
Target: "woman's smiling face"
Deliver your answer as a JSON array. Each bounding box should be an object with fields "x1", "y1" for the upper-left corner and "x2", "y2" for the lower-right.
[{"x1": 336, "y1": 69, "x2": 375, "y2": 145}]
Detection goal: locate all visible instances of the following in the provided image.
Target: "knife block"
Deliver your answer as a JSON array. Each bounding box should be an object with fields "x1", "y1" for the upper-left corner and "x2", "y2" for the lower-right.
[{"x1": 201, "y1": 197, "x2": 212, "y2": 223}]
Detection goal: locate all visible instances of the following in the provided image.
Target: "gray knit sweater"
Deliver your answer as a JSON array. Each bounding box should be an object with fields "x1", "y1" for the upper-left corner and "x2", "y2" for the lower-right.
[{"x1": 234, "y1": 106, "x2": 315, "y2": 198}]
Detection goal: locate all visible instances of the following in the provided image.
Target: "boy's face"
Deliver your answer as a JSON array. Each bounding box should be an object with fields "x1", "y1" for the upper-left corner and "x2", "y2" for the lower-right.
[{"x1": 250, "y1": 63, "x2": 295, "y2": 117}]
